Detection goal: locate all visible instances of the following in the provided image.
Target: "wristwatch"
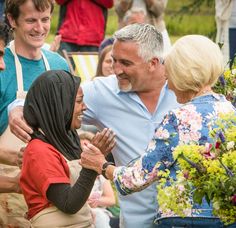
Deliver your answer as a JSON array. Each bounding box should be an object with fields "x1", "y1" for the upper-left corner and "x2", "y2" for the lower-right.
[{"x1": 101, "y1": 161, "x2": 114, "y2": 179}]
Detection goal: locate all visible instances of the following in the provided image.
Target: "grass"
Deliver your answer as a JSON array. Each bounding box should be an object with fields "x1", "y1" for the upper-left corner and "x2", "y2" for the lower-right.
[{"x1": 47, "y1": 1, "x2": 216, "y2": 43}]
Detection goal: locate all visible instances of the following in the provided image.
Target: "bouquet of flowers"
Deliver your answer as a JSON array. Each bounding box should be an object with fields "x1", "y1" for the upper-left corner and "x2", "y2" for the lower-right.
[
  {"x1": 213, "y1": 58, "x2": 236, "y2": 107},
  {"x1": 157, "y1": 112, "x2": 236, "y2": 225}
]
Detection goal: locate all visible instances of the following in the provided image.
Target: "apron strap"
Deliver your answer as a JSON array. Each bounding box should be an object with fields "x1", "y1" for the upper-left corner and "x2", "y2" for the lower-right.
[{"x1": 9, "y1": 41, "x2": 51, "y2": 99}]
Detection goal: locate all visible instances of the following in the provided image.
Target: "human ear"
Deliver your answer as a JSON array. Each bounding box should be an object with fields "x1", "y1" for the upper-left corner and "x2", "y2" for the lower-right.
[
  {"x1": 148, "y1": 57, "x2": 159, "y2": 72},
  {"x1": 7, "y1": 14, "x2": 17, "y2": 29}
]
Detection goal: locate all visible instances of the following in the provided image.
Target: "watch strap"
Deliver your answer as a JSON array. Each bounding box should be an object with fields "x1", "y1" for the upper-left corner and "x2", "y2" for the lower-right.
[{"x1": 101, "y1": 161, "x2": 114, "y2": 179}]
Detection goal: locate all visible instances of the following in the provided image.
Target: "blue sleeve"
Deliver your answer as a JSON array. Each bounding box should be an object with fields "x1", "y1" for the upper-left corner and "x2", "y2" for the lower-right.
[{"x1": 114, "y1": 111, "x2": 180, "y2": 195}]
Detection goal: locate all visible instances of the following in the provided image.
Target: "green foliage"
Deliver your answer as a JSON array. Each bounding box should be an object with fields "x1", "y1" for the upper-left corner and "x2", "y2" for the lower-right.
[
  {"x1": 169, "y1": 0, "x2": 214, "y2": 15},
  {"x1": 213, "y1": 59, "x2": 236, "y2": 107},
  {"x1": 157, "y1": 113, "x2": 236, "y2": 225},
  {"x1": 47, "y1": 5, "x2": 59, "y2": 43},
  {"x1": 165, "y1": 14, "x2": 215, "y2": 38},
  {"x1": 165, "y1": 0, "x2": 215, "y2": 39},
  {"x1": 106, "y1": 8, "x2": 118, "y2": 37},
  {"x1": 51, "y1": 5, "x2": 59, "y2": 36}
]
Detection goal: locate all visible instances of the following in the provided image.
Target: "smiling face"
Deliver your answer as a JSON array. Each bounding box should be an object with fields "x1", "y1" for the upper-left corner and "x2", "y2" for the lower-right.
[
  {"x1": 7, "y1": 0, "x2": 51, "y2": 57},
  {"x1": 70, "y1": 87, "x2": 87, "y2": 130},
  {"x1": 112, "y1": 40, "x2": 151, "y2": 92}
]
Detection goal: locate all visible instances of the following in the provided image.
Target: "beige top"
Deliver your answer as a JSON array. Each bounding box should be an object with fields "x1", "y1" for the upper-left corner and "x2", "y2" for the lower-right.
[{"x1": 30, "y1": 158, "x2": 94, "y2": 228}]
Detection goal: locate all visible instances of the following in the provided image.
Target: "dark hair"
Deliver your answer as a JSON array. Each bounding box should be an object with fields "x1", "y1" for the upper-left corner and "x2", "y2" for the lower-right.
[
  {"x1": 98, "y1": 37, "x2": 114, "y2": 55},
  {"x1": 0, "y1": 21, "x2": 11, "y2": 45},
  {"x1": 95, "y1": 44, "x2": 113, "y2": 77},
  {"x1": 5, "y1": 0, "x2": 54, "y2": 21}
]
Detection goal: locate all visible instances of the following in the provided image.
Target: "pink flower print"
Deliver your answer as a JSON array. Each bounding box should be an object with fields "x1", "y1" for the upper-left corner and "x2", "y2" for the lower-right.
[
  {"x1": 205, "y1": 143, "x2": 213, "y2": 153},
  {"x1": 155, "y1": 127, "x2": 170, "y2": 140},
  {"x1": 175, "y1": 106, "x2": 202, "y2": 143},
  {"x1": 231, "y1": 194, "x2": 236, "y2": 205},
  {"x1": 178, "y1": 184, "x2": 185, "y2": 192},
  {"x1": 183, "y1": 170, "x2": 189, "y2": 179},
  {"x1": 215, "y1": 141, "x2": 221, "y2": 149}
]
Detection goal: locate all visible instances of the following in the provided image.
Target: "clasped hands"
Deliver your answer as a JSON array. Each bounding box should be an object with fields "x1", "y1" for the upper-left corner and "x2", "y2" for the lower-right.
[{"x1": 80, "y1": 128, "x2": 116, "y2": 174}]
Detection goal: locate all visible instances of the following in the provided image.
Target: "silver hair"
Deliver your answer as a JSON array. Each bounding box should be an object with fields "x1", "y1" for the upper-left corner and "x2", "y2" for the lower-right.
[
  {"x1": 113, "y1": 23, "x2": 163, "y2": 62},
  {"x1": 123, "y1": 7, "x2": 147, "y2": 24}
]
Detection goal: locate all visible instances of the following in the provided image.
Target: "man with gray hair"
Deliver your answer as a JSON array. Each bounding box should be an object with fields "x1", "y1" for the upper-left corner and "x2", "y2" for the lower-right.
[
  {"x1": 82, "y1": 23, "x2": 178, "y2": 228},
  {"x1": 8, "y1": 23, "x2": 179, "y2": 228}
]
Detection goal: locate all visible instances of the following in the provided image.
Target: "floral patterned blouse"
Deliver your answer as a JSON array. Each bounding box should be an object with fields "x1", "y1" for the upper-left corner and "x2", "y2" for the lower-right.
[{"x1": 113, "y1": 94, "x2": 236, "y2": 196}]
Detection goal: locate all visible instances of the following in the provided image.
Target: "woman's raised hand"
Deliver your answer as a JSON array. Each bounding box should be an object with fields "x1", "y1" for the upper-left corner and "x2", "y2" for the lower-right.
[{"x1": 91, "y1": 128, "x2": 116, "y2": 157}]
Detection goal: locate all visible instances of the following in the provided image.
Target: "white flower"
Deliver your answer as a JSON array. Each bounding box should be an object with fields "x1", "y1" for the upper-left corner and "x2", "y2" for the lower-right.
[
  {"x1": 226, "y1": 141, "x2": 235, "y2": 150},
  {"x1": 231, "y1": 69, "x2": 236, "y2": 75},
  {"x1": 233, "y1": 88, "x2": 236, "y2": 96},
  {"x1": 155, "y1": 127, "x2": 170, "y2": 139},
  {"x1": 178, "y1": 184, "x2": 185, "y2": 192}
]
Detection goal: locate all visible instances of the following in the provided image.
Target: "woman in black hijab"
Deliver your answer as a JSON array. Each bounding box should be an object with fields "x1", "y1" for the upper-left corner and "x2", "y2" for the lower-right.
[{"x1": 20, "y1": 70, "x2": 114, "y2": 227}]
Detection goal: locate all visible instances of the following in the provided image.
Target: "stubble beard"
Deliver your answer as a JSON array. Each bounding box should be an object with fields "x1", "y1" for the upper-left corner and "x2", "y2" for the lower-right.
[{"x1": 118, "y1": 82, "x2": 133, "y2": 92}]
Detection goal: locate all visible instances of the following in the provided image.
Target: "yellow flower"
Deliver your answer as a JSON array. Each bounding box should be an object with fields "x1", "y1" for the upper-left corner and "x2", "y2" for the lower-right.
[{"x1": 224, "y1": 70, "x2": 231, "y2": 79}]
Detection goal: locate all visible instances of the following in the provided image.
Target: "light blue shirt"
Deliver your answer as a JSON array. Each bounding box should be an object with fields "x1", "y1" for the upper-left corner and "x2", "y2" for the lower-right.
[{"x1": 82, "y1": 75, "x2": 179, "y2": 228}]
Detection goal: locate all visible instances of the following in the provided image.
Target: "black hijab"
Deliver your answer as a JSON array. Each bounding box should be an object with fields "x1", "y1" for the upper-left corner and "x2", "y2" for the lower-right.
[{"x1": 24, "y1": 70, "x2": 82, "y2": 160}]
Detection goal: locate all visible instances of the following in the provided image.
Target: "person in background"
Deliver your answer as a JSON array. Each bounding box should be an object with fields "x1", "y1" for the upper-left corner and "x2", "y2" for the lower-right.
[
  {"x1": 0, "y1": 0, "x2": 69, "y2": 226},
  {"x1": 98, "y1": 7, "x2": 147, "y2": 67},
  {"x1": 99, "y1": 37, "x2": 114, "y2": 55},
  {"x1": 79, "y1": 131, "x2": 116, "y2": 228},
  {"x1": 98, "y1": 6, "x2": 147, "y2": 65},
  {"x1": 95, "y1": 44, "x2": 113, "y2": 77},
  {"x1": 20, "y1": 70, "x2": 115, "y2": 227},
  {"x1": 80, "y1": 34, "x2": 236, "y2": 227},
  {"x1": 8, "y1": 23, "x2": 179, "y2": 228},
  {"x1": 215, "y1": 0, "x2": 234, "y2": 65},
  {"x1": 55, "y1": 0, "x2": 113, "y2": 53},
  {"x1": 123, "y1": 7, "x2": 147, "y2": 25},
  {"x1": 115, "y1": 0, "x2": 171, "y2": 54}
]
